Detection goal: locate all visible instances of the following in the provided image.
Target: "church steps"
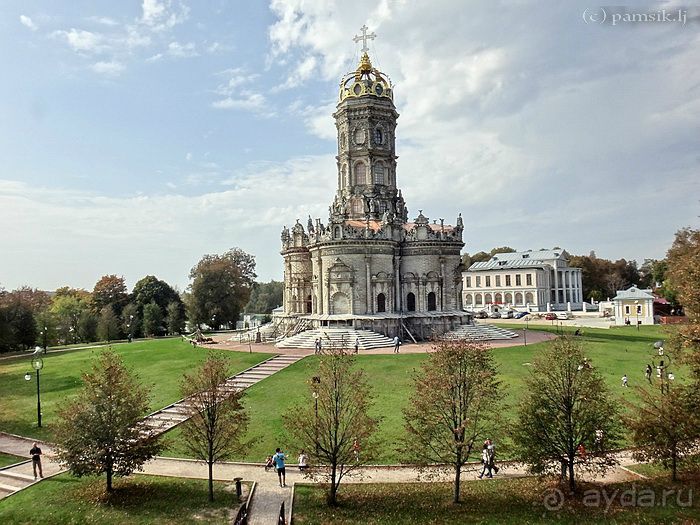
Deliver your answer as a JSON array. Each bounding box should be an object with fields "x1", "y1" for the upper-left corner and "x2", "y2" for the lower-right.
[{"x1": 276, "y1": 328, "x2": 395, "y2": 350}]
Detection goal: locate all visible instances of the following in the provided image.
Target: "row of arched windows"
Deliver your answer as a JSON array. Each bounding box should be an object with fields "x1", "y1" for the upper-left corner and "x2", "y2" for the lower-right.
[
  {"x1": 464, "y1": 292, "x2": 534, "y2": 306},
  {"x1": 375, "y1": 292, "x2": 437, "y2": 312}
]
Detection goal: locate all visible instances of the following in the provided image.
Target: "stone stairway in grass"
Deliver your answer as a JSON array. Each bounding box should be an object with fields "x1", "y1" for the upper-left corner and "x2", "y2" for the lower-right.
[
  {"x1": 441, "y1": 322, "x2": 518, "y2": 341},
  {"x1": 0, "y1": 355, "x2": 306, "y2": 501},
  {"x1": 276, "y1": 328, "x2": 395, "y2": 350},
  {"x1": 141, "y1": 355, "x2": 305, "y2": 433}
]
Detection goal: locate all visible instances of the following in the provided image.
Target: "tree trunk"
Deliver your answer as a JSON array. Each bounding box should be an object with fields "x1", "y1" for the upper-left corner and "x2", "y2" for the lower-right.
[
  {"x1": 208, "y1": 460, "x2": 214, "y2": 502},
  {"x1": 328, "y1": 462, "x2": 338, "y2": 506},
  {"x1": 568, "y1": 456, "x2": 576, "y2": 493},
  {"x1": 672, "y1": 447, "x2": 678, "y2": 482},
  {"x1": 453, "y1": 463, "x2": 462, "y2": 504},
  {"x1": 106, "y1": 466, "x2": 113, "y2": 492}
]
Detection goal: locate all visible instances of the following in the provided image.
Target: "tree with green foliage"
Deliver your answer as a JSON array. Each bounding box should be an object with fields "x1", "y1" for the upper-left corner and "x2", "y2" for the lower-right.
[
  {"x1": 180, "y1": 355, "x2": 248, "y2": 502},
  {"x1": 121, "y1": 303, "x2": 140, "y2": 340},
  {"x1": 569, "y1": 252, "x2": 641, "y2": 302},
  {"x1": 513, "y1": 336, "x2": 622, "y2": 492},
  {"x1": 55, "y1": 350, "x2": 162, "y2": 492},
  {"x1": 92, "y1": 275, "x2": 128, "y2": 316},
  {"x1": 50, "y1": 292, "x2": 90, "y2": 344},
  {"x1": 78, "y1": 310, "x2": 98, "y2": 343},
  {"x1": 244, "y1": 280, "x2": 284, "y2": 314},
  {"x1": 142, "y1": 301, "x2": 163, "y2": 337},
  {"x1": 165, "y1": 301, "x2": 185, "y2": 335},
  {"x1": 132, "y1": 275, "x2": 182, "y2": 315},
  {"x1": 489, "y1": 246, "x2": 516, "y2": 256},
  {"x1": 97, "y1": 305, "x2": 120, "y2": 342},
  {"x1": 285, "y1": 349, "x2": 379, "y2": 506},
  {"x1": 626, "y1": 386, "x2": 696, "y2": 481},
  {"x1": 403, "y1": 340, "x2": 503, "y2": 504},
  {"x1": 34, "y1": 310, "x2": 55, "y2": 352},
  {"x1": 187, "y1": 247, "x2": 256, "y2": 329}
]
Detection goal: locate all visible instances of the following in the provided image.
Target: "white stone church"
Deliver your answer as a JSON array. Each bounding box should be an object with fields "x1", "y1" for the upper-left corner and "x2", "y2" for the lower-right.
[{"x1": 277, "y1": 45, "x2": 469, "y2": 341}]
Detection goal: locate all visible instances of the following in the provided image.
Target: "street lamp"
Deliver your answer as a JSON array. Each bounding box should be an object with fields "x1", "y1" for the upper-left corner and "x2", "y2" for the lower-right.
[
  {"x1": 127, "y1": 314, "x2": 134, "y2": 343},
  {"x1": 634, "y1": 300, "x2": 640, "y2": 331},
  {"x1": 523, "y1": 317, "x2": 528, "y2": 346},
  {"x1": 40, "y1": 326, "x2": 48, "y2": 354},
  {"x1": 25, "y1": 352, "x2": 44, "y2": 428}
]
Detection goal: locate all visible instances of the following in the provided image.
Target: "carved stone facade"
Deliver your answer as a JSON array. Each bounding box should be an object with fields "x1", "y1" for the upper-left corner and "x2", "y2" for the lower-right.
[{"x1": 279, "y1": 53, "x2": 469, "y2": 340}]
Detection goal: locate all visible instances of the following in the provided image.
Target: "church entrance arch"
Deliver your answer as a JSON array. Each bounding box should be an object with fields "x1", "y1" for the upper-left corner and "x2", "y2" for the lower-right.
[
  {"x1": 427, "y1": 292, "x2": 437, "y2": 311},
  {"x1": 377, "y1": 293, "x2": 386, "y2": 313},
  {"x1": 406, "y1": 292, "x2": 416, "y2": 312},
  {"x1": 331, "y1": 292, "x2": 350, "y2": 315}
]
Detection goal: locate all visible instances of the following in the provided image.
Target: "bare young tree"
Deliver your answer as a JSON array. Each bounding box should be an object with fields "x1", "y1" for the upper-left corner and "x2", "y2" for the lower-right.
[
  {"x1": 180, "y1": 355, "x2": 248, "y2": 502},
  {"x1": 403, "y1": 339, "x2": 503, "y2": 504},
  {"x1": 285, "y1": 349, "x2": 379, "y2": 506},
  {"x1": 513, "y1": 336, "x2": 622, "y2": 492},
  {"x1": 55, "y1": 350, "x2": 162, "y2": 492}
]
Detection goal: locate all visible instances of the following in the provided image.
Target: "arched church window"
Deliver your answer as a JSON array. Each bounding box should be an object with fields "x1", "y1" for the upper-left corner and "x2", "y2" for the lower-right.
[
  {"x1": 340, "y1": 132, "x2": 346, "y2": 150},
  {"x1": 354, "y1": 162, "x2": 367, "y2": 185},
  {"x1": 352, "y1": 199, "x2": 363, "y2": 215},
  {"x1": 334, "y1": 226, "x2": 341, "y2": 238},
  {"x1": 374, "y1": 128, "x2": 383, "y2": 145},
  {"x1": 377, "y1": 293, "x2": 386, "y2": 313},
  {"x1": 427, "y1": 292, "x2": 437, "y2": 311},
  {"x1": 373, "y1": 164, "x2": 385, "y2": 185},
  {"x1": 407, "y1": 292, "x2": 416, "y2": 312}
]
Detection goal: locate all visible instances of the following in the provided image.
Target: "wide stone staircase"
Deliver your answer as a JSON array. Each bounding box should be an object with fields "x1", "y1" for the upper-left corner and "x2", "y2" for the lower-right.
[
  {"x1": 441, "y1": 322, "x2": 518, "y2": 341},
  {"x1": 276, "y1": 328, "x2": 395, "y2": 350},
  {"x1": 141, "y1": 355, "x2": 305, "y2": 433}
]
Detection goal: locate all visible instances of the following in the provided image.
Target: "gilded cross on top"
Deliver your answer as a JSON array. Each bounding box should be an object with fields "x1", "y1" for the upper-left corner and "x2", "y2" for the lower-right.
[{"x1": 353, "y1": 24, "x2": 376, "y2": 53}]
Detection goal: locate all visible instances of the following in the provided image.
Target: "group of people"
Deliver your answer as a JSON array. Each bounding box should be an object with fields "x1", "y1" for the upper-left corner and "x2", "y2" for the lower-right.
[
  {"x1": 264, "y1": 448, "x2": 309, "y2": 487},
  {"x1": 478, "y1": 439, "x2": 499, "y2": 479}
]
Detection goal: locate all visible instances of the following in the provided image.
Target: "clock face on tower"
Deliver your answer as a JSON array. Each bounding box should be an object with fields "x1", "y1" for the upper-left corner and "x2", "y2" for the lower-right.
[{"x1": 353, "y1": 128, "x2": 365, "y2": 145}]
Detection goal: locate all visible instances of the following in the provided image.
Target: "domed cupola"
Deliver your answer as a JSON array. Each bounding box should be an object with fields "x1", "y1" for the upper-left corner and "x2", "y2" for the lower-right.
[{"x1": 339, "y1": 52, "x2": 393, "y2": 103}]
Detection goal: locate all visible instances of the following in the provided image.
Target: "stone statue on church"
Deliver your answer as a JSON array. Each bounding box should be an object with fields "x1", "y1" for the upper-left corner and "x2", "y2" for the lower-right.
[{"x1": 307, "y1": 215, "x2": 314, "y2": 234}]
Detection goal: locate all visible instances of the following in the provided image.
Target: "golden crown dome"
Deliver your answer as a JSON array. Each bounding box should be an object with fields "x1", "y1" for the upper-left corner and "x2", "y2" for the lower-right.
[{"x1": 338, "y1": 52, "x2": 393, "y2": 103}]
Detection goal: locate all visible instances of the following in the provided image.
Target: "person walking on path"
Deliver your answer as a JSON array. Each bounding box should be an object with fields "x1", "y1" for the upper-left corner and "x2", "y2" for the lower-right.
[
  {"x1": 354, "y1": 337, "x2": 360, "y2": 354},
  {"x1": 314, "y1": 338, "x2": 322, "y2": 355},
  {"x1": 487, "y1": 439, "x2": 499, "y2": 475},
  {"x1": 478, "y1": 443, "x2": 492, "y2": 479},
  {"x1": 393, "y1": 336, "x2": 400, "y2": 353},
  {"x1": 645, "y1": 364, "x2": 652, "y2": 384},
  {"x1": 30, "y1": 442, "x2": 43, "y2": 479},
  {"x1": 622, "y1": 374, "x2": 628, "y2": 387},
  {"x1": 298, "y1": 450, "x2": 308, "y2": 472},
  {"x1": 273, "y1": 448, "x2": 287, "y2": 487}
]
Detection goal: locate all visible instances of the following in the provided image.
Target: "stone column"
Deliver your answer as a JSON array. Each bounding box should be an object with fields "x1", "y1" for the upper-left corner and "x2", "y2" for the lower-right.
[
  {"x1": 317, "y1": 256, "x2": 324, "y2": 314},
  {"x1": 366, "y1": 257, "x2": 372, "y2": 314},
  {"x1": 553, "y1": 267, "x2": 559, "y2": 308},
  {"x1": 394, "y1": 259, "x2": 401, "y2": 312},
  {"x1": 440, "y1": 259, "x2": 446, "y2": 311}
]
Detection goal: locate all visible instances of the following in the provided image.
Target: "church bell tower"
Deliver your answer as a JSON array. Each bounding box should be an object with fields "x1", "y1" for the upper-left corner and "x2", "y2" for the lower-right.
[{"x1": 330, "y1": 33, "x2": 405, "y2": 223}]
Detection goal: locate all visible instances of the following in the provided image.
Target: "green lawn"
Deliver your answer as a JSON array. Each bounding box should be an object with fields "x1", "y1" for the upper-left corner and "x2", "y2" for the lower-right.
[
  {"x1": 0, "y1": 453, "x2": 23, "y2": 468},
  {"x1": 292, "y1": 476, "x2": 700, "y2": 524},
  {"x1": 0, "y1": 338, "x2": 271, "y2": 441},
  {"x1": 0, "y1": 473, "x2": 244, "y2": 524}
]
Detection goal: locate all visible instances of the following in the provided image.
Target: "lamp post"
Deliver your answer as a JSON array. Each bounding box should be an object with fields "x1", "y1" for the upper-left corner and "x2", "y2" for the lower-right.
[
  {"x1": 634, "y1": 300, "x2": 640, "y2": 331},
  {"x1": 523, "y1": 317, "x2": 528, "y2": 346},
  {"x1": 25, "y1": 351, "x2": 44, "y2": 428},
  {"x1": 127, "y1": 314, "x2": 134, "y2": 343},
  {"x1": 40, "y1": 326, "x2": 48, "y2": 354}
]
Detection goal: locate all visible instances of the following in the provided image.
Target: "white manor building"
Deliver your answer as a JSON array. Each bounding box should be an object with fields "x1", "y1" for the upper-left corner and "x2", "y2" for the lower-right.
[{"x1": 462, "y1": 249, "x2": 584, "y2": 312}]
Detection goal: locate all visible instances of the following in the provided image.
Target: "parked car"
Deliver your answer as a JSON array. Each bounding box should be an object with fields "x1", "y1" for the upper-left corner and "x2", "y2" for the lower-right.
[
  {"x1": 556, "y1": 311, "x2": 574, "y2": 320},
  {"x1": 500, "y1": 310, "x2": 514, "y2": 319},
  {"x1": 513, "y1": 311, "x2": 529, "y2": 319},
  {"x1": 475, "y1": 310, "x2": 488, "y2": 319},
  {"x1": 544, "y1": 313, "x2": 557, "y2": 320},
  {"x1": 489, "y1": 311, "x2": 501, "y2": 319}
]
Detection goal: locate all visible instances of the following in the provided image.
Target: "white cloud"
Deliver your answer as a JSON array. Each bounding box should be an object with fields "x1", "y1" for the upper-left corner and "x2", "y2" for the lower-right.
[
  {"x1": 86, "y1": 16, "x2": 119, "y2": 27},
  {"x1": 211, "y1": 92, "x2": 271, "y2": 115},
  {"x1": 167, "y1": 41, "x2": 198, "y2": 57},
  {"x1": 140, "y1": 0, "x2": 190, "y2": 31},
  {"x1": 213, "y1": 67, "x2": 260, "y2": 96},
  {"x1": 90, "y1": 61, "x2": 126, "y2": 76},
  {"x1": 51, "y1": 28, "x2": 104, "y2": 53},
  {"x1": 19, "y1": 15, "x2": 38, "y2": 31}
]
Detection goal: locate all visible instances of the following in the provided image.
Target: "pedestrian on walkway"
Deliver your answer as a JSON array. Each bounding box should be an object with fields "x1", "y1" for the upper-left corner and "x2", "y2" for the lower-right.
[
  {"x1": 478, "y1": 443, "x2": 492, "y2": 479},
  {"x1": 314, "y1": 338, "x2": 322, "y2": 355},
  {"x1": 487, "y1": 439, "x2": 499, "y2": 475},
  {"x1": 298, "y1": 450, "x2": 308, "y2": 472},
  {"x1": 30, "y1": 442, "x2": 43, "y2": 479},
  {"x1": 273, "y1": 448, "x2": 287, "y2": 487},
  {"x1": 264, "y1": 455, "x2": 274, "y2": 472},
  {"x1": 393, "y1": 335, "x2": 400, "y2": 353},
  {"x1": 354, "y1": 337, "x2": 360, "y2": 354}
]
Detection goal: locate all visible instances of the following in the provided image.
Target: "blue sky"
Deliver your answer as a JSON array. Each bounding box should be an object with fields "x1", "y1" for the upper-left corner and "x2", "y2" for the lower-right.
[{"x1": 1, "y1": 1, "x2": 699, "y2": 293}]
